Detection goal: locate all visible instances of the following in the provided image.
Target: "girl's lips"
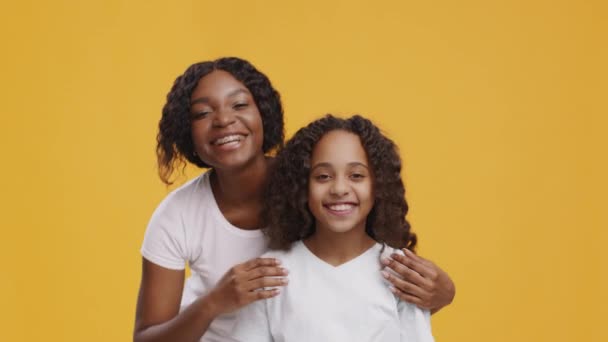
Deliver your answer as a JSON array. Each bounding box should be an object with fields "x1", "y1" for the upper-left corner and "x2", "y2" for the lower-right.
[{"x1": 323, "y1": 203, "x2": 358, "y2": 216}]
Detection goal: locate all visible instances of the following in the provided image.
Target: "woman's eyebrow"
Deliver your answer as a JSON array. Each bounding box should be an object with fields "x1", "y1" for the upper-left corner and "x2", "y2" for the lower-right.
[
  {"x1": 190, "y1": 88, "x2": 249, "y2": 105},
  {"x1": 226, "y1": 88, "x2": 249, "y2": 98},
  {"x1": 190, "y1": 97, "x2": 210, "y2": 105}
]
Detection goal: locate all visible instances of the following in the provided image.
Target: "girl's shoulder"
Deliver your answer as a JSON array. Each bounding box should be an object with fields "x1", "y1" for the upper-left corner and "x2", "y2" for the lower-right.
[
  {"x1": 261, "y1": 241, "x2": 300, "y2": 258},
  {"x1": 260, "y1": 241, "x2": 307, "y2": 265},
  {"x1": 378, "y1": 243, "x2": 405, "y2": 261}
]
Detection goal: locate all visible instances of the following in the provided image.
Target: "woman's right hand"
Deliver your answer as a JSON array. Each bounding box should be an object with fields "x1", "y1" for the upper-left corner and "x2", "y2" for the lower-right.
[{"x1": 207, "y1": 257, "x2": 289, "y2": 315}]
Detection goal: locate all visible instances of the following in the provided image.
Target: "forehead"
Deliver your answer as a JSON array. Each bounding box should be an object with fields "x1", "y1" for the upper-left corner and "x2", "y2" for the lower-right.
[
  {"x1": 311, "y1": 130, "x2": 368, "y2": 165},
  {"x1": 190, "y1": 70, "x2": 250, "y2": 101}
]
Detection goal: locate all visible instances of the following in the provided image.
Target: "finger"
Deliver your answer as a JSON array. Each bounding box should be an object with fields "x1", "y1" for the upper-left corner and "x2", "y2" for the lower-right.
[
  {"x1": 248, "y1": 288, "x2": 281, "y2": 302},
  {"x1": 403, "y1": 248, "x2": 434, "y2": 267},
  {"x1": 381, "y1": 270, "x2": 426, "y2": 298},
  {"x1": 247, "y1": 266, "x2": 289, "y2": 281},
  {"x1": 388, "y1": 286, "x2": 429, "y2": 309},
  {"x1": 246, "y1": 276, "x2": 289, "y2": 291},
  {"x1": 391, "y1": 252, "x2": 435, "y2": 280},
  {"x1": 241, "y1": 258, "x2": 281, "y2": 271},
  {"x1": 382, "y1": 255, "x2": 428, "y2": 286}
]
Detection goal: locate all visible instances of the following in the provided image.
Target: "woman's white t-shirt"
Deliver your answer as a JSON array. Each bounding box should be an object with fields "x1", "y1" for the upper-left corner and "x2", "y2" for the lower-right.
[{"x1": 141, "y1": 171, "x2": 268, "y2": 342}]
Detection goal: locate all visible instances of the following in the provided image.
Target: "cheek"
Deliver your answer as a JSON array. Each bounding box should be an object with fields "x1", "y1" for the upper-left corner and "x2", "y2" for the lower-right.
[
  {"x1": 357, "y1": 182, "x2": 374, "y2": 202},
  {"x1": 249, "y1": 113, "x2": 265, "y2": 147},
  {"x1": 191, "y1": 120, "x2": 206, "y2": 139},
  {"x1": 190, "y1": 122, "x2": 212, "y2": 159},
  {"x1": 307, "y1": 184, "x2": 324, "y2": 207},
  {"x1": 190, "y1": 126, "x2": 202, "y2": 149}
]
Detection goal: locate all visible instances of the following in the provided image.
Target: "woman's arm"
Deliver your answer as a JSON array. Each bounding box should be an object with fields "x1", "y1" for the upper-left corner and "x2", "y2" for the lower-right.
[
  {"x1": 133, "y1": 257, "x2": 287, "y2": 342},
  {"x1": 381, "y1": 249, "x2": 455, "y2": 314}
]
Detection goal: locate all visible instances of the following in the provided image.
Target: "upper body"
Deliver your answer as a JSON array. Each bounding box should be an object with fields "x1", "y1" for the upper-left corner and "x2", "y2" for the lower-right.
[
  {"x1": 134, "y1": 58, "x2": 289, "y2": 342},
  {"x1": 232, "y1": 241, "x2": 434, "y2": 342},
  {"x1": 232, "y1": 116, "x2": 437, "y2": 342},
  {"x1": 141, "y1": 170, "x2": 268, "y2": 341},
  {"x1": 133, "y1": 58, "x2": 455, "y2": 342}
]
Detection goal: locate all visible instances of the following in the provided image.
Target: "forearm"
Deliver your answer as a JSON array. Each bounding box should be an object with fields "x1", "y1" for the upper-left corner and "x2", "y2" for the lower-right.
[{"x1": 134, "y1": 294, "x2": 219, "y2": 342}]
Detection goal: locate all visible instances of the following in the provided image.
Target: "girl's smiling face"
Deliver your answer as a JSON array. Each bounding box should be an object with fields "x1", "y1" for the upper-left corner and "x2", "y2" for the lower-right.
[{"x1": 307, "y1": 130, "x2": 375, "y2": 236}]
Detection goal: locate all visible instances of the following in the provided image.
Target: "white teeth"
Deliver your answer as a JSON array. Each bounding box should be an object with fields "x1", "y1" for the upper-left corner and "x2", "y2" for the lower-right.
[
  {"x1": 328, "y1": 204, "x2": 354, "y2": 211},
  {"x1": 214, "y1": 134, "x2": 243, "y2": 145}
]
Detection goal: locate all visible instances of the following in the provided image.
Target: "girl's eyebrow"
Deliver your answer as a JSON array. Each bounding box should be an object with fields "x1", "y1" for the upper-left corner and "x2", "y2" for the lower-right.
[
  {"x1": 311, "y1": 162, "x2": 369, "y2": 170},
  {"x1": 190, "y1": 88, "x2": 249, "y2": 105}
]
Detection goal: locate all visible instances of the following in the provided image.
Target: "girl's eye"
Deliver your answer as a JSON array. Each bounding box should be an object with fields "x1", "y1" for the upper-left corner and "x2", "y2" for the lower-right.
[
  {"x1": 351, "y1": 173, "x2": 365, "y2": 180},
  {"x1": 315, "y1": 174, "x2": 331, "y2": 181}
]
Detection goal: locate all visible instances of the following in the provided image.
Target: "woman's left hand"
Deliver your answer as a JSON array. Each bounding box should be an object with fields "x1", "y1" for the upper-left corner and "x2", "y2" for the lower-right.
[{"x1": 381, "y1": 248, "x2": 455, "y2": 314}]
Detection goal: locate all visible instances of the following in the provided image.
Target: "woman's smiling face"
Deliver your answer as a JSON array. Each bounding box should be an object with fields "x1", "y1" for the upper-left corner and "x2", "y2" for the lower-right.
[{"x1": 189, "y1": 70, "x2": 264, "y2": 170}]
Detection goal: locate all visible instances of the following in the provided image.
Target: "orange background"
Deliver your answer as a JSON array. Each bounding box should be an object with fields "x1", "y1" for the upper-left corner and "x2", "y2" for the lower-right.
[{"x1": 1, "y1": 1, "x2": 606, "y2": 341}]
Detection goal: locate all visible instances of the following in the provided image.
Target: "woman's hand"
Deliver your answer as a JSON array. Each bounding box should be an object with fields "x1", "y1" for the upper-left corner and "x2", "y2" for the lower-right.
[
  {"x1": 208, "y1": 257, "x2": 289, "y2": 315},
  {"x1": 381, "y1": 249, "x2": 455, "y2": 313}
]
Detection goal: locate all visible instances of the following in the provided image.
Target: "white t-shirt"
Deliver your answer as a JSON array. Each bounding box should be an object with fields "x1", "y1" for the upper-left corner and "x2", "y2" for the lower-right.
[
  {"x1": 141, "y1": 171, "x2": 268, "y2": 342},
  {"x1": 231, "y1": 241, "x2": 434, "y2": 342}
]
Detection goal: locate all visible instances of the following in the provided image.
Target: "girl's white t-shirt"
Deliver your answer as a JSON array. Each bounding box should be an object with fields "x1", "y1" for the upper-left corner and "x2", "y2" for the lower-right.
[
  {"x1": 231, "y1": 241, "x2": 434, "y2": 342},
  {"x1": 141, "y1": 171, "x2": 268, "y2": 342}
]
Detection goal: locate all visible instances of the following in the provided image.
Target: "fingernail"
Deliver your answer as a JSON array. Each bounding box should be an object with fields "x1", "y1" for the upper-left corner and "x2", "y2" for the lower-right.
[
  {"x1": 282, "y1": 277, "x2": 289, "y2": 284},
  {"x1": 275, "y1": 259, "x2": 282, "y2": 265},
  {"x1": 281, "y1": 268, "x2": 289, "y2": 275},
  {"x1": 381, "y1": 270, "x2": 390, "y2": 279},
  {"x1": 388, "y1": 285, "x2": 397, "y2": 293},
  {"x1": 381, "y1": 257, "x2": 390, "y2": 265}
]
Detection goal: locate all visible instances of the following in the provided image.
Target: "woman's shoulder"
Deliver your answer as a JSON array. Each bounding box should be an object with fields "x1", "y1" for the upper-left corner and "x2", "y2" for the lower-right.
[{"x1": 155, "y1": 171, "x2": 212, "y2": 210}]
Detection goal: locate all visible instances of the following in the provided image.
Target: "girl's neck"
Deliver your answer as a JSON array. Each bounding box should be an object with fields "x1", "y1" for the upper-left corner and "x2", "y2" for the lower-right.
[
  {"x1": 211, "y1": 155, "x2": 271, "y2": 206},
  {"x1": 303, "y1": 225, "x2": 376, "y2": 267}
]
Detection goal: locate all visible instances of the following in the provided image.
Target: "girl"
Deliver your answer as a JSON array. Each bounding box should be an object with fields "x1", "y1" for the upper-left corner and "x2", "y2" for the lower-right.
[
  {"x1": 232, "y1": 115, "x2": 434, "y2": 341},
  {"x1": 134, "y1": 58, "x2": 453, "y2": 342}
]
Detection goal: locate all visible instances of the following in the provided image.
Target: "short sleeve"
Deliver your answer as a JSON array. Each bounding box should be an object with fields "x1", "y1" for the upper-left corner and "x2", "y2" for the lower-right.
[
  {"x1": 230, "y1": 299, "x2": 272, "y2": 342},
  {"x1": 140, "y1": 196, "x2": 187, "y2": 270},
  {"x1": 379, "y1": 245, "x2": 434, "y2": 341},
  {"x1": 398, "y1": 301, "x2": 434, "y2": 342}
]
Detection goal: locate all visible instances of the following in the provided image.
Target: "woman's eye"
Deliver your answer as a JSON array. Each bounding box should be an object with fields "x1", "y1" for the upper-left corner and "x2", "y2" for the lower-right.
[
  {"x1": 192, "y1": 111, "x2": 211, "y2": 120},
  {"x1": 233, "y1": 102, "x2": 248, "y2": 110},
  {"x1": 351, "y1": 173, "x2": 365, "y2": 180}
]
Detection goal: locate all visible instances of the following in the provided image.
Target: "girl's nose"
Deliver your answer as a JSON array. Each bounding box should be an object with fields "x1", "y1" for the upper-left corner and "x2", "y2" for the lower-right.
[{"x1": 330, "y1": 177, "x2": 349, "y2": 196}]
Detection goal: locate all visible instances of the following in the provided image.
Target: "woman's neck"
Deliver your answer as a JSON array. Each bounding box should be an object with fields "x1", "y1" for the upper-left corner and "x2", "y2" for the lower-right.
[
  {"x1": 211, "y1": 155, "x2": 271, "y2": 207},
  {"x1": 303, "y1": 225, "x2": 376, "y2": 267}
]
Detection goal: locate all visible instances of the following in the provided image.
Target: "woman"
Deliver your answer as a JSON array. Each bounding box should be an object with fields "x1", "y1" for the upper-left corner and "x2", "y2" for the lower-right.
[{"x1": 133, "y1": 57, "x2": 455, "y2": 342}]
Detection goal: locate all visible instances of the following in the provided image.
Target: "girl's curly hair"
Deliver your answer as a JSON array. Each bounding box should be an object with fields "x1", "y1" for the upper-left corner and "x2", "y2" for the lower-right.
[
  {"x1": 263, "y1": 114, "x2": 417, "y2": 251},
  {"x1": 157, "y1": 57, "x2": 284, "y2": 184}
]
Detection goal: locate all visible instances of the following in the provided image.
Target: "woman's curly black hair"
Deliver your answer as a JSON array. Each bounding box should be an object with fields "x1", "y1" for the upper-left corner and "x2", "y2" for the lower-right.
[
  {"x1": 157, "y1": 57, "x2": 284, "y2": 184},
  {"x1": 263, "y1": 114, "x2": 417, "y2": 251}
]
